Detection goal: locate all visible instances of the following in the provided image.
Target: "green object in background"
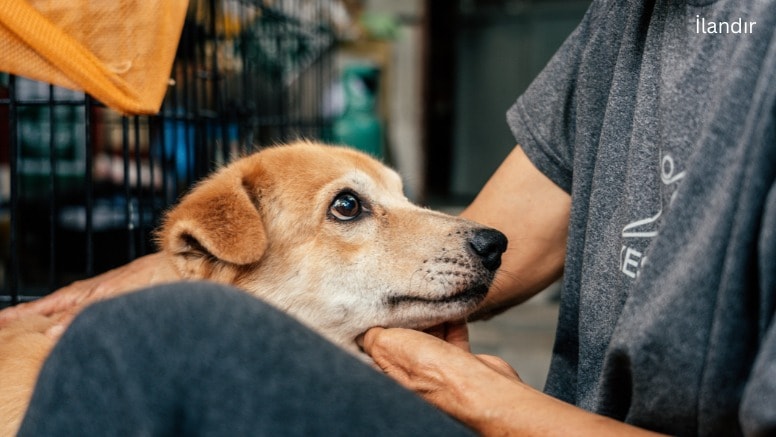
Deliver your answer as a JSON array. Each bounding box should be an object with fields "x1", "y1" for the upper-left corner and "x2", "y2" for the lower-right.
[
  {"x1": 360, "y1": 12, "x2": 399, "y2": 40},
  {"x1": 333, "y1": 64, "x2": 384, "y2": 159}
]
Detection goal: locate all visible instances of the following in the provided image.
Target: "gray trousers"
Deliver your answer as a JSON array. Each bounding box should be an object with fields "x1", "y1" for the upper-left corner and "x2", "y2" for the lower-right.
[{"x1": 19, "y1": 282, "x2": 473, "y2": 436}]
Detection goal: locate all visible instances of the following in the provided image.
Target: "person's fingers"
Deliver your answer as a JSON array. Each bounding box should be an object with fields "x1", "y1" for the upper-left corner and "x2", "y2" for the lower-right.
[
  {"x1": 359, "y1": 327, "x2": 425, "y2": 389},
  {"x1": 44, "y1": 323, "x2": 67, "y2": 340},
  {"x1": 0, "y1": 253, "x2": 175, "y2": 330},
  {"x1": 358, "y1": 327, "x2": 387, "y2": 360},
  {"x1": 0, "y1": 288, "x2": 87, "y2": 328},
  {"x1": 0, "y1": 305, "x2": 25, "y2": 327},
  {"x1": 442, "y1": 320, "x2": 471, "y2": 351}
]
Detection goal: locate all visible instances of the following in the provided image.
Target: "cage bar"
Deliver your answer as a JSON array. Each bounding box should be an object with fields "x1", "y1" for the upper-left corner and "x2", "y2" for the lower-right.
[{"x1": 1, "y1": 0, "x2": 337, "y2": 306}]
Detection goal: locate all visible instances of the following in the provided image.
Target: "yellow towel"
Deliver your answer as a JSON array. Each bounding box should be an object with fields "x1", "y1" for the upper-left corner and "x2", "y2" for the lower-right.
[{"x1": 0, "y1": 0, "x2": 189, "y2": 115}]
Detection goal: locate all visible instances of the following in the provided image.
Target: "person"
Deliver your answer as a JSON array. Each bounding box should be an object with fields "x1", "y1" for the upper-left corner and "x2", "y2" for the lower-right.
[
  {"x1": 361, "y1": 0, "x2": 776, "y2": 434},
  {"x1": 2, "y1": 0, "x2": 775, "y2": 434}
]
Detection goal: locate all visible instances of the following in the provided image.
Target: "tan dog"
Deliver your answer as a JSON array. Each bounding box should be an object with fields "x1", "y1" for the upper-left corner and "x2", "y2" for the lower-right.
[{"x1": 0, "y1": 141, "x2": 507, "y2": 434}]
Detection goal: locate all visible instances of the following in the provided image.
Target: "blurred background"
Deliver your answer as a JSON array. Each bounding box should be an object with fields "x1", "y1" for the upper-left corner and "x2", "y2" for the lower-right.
[{"x1": 1, "y1": 0, "x2": 590, "y2": 388}]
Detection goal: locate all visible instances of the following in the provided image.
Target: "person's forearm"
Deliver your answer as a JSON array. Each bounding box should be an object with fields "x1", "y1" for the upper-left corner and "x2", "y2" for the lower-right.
[
  {"x1": 453, "y1": 376, "x2": 665, "y2": 437},
  {"x1": 362, "y1": 327, "x2": 665, "y2": 437},
  {"x1": 461, "y1": 146, "x2": 570, "y2": 319}
]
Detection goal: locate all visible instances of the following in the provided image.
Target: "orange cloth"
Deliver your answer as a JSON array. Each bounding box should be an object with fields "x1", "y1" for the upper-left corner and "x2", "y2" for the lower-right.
[{"x1": 0, "y1": 0, "x2": 189, "y2": 115}]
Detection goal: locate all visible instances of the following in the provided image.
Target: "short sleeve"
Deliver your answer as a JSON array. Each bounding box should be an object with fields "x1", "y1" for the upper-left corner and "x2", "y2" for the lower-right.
[{"x1": 506, "y1": 0, "x2": 617, "y2": 193}]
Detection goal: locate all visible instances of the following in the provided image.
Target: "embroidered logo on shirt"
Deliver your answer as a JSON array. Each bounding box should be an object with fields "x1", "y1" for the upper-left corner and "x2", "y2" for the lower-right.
[{"x1": 619, "y1": 154, "x2": 686, "y2": 279}]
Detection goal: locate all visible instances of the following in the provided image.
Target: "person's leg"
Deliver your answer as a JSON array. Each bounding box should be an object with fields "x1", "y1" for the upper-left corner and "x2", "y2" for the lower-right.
[{"x1": 19, "y1": 282, "x2": 473, "y2": 436}]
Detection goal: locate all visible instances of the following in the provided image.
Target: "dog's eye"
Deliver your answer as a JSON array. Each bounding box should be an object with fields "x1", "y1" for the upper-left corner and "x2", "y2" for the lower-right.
[{"x1": 330, "y1": 193, "x2": 362, "y2": 221}]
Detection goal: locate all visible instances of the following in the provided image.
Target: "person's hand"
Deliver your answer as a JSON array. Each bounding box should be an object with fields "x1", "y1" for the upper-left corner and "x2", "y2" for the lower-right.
[
  {"x1": 359, "y1": 325, "x2": 525, "y2": 431},
  {"x1": 422, "y1": 320, "x2": 521, "y2": 381},
  {"x1": 0, "y1": 252, "x2": 179, "y2": 334},
  {"x1": 360, "y1": 326, "x2": 665, "y2": 436},
  {"x1": 421, "y1": 320, "x2": 471, "y2": 350}
]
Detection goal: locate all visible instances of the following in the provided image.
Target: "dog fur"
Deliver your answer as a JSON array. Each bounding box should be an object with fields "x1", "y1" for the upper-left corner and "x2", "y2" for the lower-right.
[{"x1": 0, "y1": 141, "x2": 507, "y2": 434}]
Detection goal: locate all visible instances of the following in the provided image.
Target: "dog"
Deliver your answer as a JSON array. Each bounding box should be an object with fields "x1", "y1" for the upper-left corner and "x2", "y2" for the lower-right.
[{"x1": 0, "y1": 141, "x2": 507, "y2": 434}]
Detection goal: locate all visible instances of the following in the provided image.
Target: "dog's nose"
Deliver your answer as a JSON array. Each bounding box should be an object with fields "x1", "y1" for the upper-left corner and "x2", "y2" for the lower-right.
[{"x1": 469, "y1": 228, "x2": 508, "y2": 272}]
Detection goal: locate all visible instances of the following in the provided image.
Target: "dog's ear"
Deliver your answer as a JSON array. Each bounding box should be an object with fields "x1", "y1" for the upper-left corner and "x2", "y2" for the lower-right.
[{"x1": 160, "y1": 169, "x2": 267, "y2": 275}]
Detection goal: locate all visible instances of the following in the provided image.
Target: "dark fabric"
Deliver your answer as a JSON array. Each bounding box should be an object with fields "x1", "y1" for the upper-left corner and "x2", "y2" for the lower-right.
[
  {"x1": 19, "y1": 282, "x2": 474, "y2": 436},
  {"x1": 507, "y1": 0, "x2": 776, "y2": 435}
]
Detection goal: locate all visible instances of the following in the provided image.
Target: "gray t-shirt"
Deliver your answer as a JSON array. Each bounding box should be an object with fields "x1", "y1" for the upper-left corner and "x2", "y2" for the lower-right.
[{"x1": 507, "y1": 0, "x2": 775, "y2": 434}]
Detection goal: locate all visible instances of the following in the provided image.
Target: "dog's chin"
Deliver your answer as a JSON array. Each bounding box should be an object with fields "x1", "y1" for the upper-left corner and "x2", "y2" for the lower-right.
[
  {"x1": 387, "y1": 283, "x2": 489, "y2": 307},
  {"x1": 382, "y1": 283, "x2": 491, "y2": 330},
  {"x1": 345, "y1": 284, "x2": 491, "y2": 358}
]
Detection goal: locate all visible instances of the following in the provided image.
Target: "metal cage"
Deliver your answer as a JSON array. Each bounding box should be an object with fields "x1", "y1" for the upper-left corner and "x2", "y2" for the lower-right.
[{"x1": 0, "y1": 0, "x2": 337, "y2": 306}]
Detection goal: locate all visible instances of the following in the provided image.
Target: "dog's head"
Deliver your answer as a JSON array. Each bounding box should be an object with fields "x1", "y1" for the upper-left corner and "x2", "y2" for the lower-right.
[{"x1": 159, "y1": 142, "x2": 507, "y2": 352}]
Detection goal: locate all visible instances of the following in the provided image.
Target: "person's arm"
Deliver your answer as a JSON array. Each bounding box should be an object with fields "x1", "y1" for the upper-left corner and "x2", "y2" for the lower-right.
[
  {"x1": 0, "y1": 252, "x2": 178, "y2": 331},
  {"x1": 460, "y1": 145, "x2": 571, "y2": 319},
  {"x1": 361, "y1": 326, "x2": 665, "y2": 436}
]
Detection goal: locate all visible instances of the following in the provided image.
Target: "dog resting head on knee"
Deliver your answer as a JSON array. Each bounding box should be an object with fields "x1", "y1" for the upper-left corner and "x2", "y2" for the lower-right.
[
  {"x1": 160, "y1": 141, "x2": 507, "y2": 353},
  {"x1": 0, "y1": 141, "x2": 507, "y2": 435}
]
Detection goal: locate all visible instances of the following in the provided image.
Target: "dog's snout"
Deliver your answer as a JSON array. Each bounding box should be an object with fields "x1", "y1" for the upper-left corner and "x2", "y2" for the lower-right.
[{"x1": 468, "y1": 228, "x2": 508, "y2": 272}]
